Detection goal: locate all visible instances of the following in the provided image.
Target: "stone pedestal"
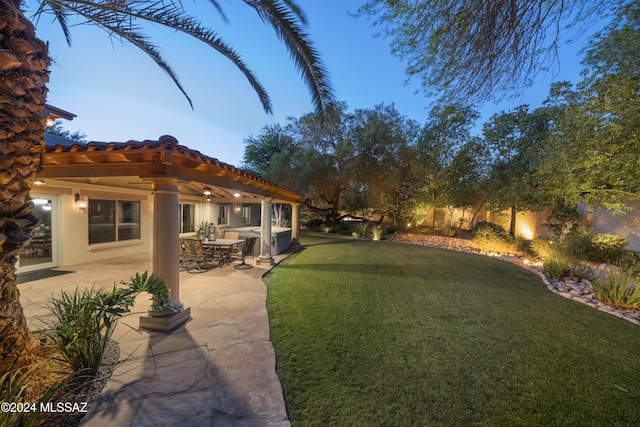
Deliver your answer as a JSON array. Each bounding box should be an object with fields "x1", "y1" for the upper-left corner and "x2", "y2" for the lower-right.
[{"x1": 139, "y1": 307, "x2": 191, "y2": 332}]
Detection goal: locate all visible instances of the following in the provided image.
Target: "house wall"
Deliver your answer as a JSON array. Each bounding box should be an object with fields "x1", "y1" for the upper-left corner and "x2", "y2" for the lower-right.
[
  {"x1": 192, "y1": 202, "x2": 261, "y2": 236},
  {"x1": 26, "y1": 184, "x2": 151, "y2": 269},
  {"x1": 51, "y1": 184, "x2": 153, "y2": 267}
]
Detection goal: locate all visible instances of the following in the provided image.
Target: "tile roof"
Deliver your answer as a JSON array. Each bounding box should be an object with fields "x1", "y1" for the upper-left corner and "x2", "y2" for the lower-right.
[{"x1": 42, "y1": 134, "x2": 305, "y2": 202}]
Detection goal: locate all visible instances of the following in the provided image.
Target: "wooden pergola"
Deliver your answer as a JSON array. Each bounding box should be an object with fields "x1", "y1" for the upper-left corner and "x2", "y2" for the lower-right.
[{"x1": 38, "y1": 134, "x2": 304, "y2": 330}]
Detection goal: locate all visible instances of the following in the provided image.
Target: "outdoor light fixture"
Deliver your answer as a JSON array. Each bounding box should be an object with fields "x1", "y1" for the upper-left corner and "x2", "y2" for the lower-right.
[
  {"x1": 233, "y1": 192, "x2": 241, "y2": 198},
  {"x1": 45, "y1": 118, "x2": 55, "y2": 128},
  {"x1": 206, "y1": 195, "x2": 212, "y2": 202},
  {"x1": 33, "y1": 178, "x2": 45, "y2": 185},
  {"x1": 74, "y1": 193, "x2": 88, "y2": 210},
  {"x1": 203, "y1": 187, "x2": 212, "y2": 196}
]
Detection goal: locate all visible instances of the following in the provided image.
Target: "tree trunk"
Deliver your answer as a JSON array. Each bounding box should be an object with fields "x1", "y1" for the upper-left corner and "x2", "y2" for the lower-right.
[
  {"x1": 0, "y1": 4, "x2": 51, "y2": 375},
  {"x1": 510, "y1": 206, "x2": 517, "y2": 237}
]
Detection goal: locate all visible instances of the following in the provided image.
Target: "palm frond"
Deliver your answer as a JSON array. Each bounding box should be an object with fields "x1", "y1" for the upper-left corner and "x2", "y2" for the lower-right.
[
  {"x1": 125, "y1": 1, "x2": 272, "y2": 112},
  {"x1": 242, "y1": 0, "x2": 336, "y2": 120},
  {"x1": 31, "y1": 0, "x2": 334, "y2": 116},
  {"x1": 56, "y1": 1, "x2": 195, "y2": 108},
  {"x1": 34, "y1": 0, "x2": 72, "y2": 45},
  {"x1": 35, "y1": 0, "x2": 273, "y2": 112},
  {"x1": 280, "y1": 0, "x2": 307, "y2": 25},
  {"x1": 204, "y1": 0, "x2": 228, "y2": 23}
]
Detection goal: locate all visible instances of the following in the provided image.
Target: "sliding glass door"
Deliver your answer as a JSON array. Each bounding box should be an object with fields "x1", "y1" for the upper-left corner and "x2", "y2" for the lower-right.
[{"x1": 17, "y1": 195, "x2": 59, "y2": 273}]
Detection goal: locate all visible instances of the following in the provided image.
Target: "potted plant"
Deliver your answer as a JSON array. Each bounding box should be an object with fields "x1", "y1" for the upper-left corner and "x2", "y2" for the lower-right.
[{"x1": 197, "y1": 221, "x2": 210, "y2": 241}]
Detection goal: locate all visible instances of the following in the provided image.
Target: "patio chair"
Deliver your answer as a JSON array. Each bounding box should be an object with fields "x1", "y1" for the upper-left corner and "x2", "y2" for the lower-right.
[
  {"x1": 179, "y1": 238, "x2": 189, "y2": 271},
  {"x1": 182, "y1": 239, "x2": 214, "y2": 273},
  {"x1": 224, "y1": 231, "x2": 240, "y2": 239},
  {"x1": 234, "y1": 236, "x2": 257, "y2": 269}
]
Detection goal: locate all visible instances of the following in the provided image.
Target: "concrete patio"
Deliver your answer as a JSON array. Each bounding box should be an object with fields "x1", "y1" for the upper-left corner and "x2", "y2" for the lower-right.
[{"x1": 18, "y1": 251, "x2": 292, "y2": 426}]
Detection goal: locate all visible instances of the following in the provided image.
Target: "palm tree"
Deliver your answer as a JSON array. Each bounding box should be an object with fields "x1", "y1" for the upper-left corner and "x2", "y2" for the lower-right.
[{"x1": 0, "y1": 0, "x2": 335, "y2": 374}]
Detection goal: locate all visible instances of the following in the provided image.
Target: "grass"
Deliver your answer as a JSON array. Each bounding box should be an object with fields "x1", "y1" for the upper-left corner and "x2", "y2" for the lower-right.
[{"x1": 265, "y1": 235, "x2": 640, "y2": 426}]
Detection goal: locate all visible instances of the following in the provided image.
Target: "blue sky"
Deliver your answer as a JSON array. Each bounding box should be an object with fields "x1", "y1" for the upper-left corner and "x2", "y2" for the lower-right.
[{"x1": 30, "y1": 1, "x2": 597, "y2": 166}]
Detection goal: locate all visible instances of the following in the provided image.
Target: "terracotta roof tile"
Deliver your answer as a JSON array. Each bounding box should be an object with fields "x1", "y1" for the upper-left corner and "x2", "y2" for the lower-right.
[{"x1": 43, "y1": 134, "x2": 304, "y2": 201}]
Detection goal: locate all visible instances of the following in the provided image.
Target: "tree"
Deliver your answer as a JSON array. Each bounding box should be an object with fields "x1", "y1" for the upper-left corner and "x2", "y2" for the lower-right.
[
  {"x1": 242, "y1": 103, "x2": 419, "y2": 225},
  {"x1": 346, "y1": 103, "x2": 419, "y2": 225},
  {"x1": 242, "y1": 123, "x2": 296, "y2": 178},
  {"x1": 242, "y1": 123, "x2": 298, "y2": 226},
  {"x1": 288, "y1": 103, "x2": 355, "y2": 224},
  {"x1": 357, "y1": 0, "x2": 630, "y2": 103},
  {"x1": 45, "y1": 120, "x2": 87, "y2": 142},
  {"x1": 0, "y1": 0, "x2": 335, "y2": 374},
  {"x1": 414, "y1": 104, "x2": 484, "y2": 228},
  {"x1": 482, "y1": 106, "x2": 550, "y2": 236},
  {"x1": 536, "y1": 1, "x2": 640, "y2": 212}
]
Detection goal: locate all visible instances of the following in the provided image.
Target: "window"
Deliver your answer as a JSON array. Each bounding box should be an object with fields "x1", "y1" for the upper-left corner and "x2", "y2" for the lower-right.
[
  {"x1": 242, "y1": 205, "x2": 251, "y2": 224},
  {"x1": 218, "y1": 204, "x2": 229, "y2": 225},
  {"x1": 180, "y1": 203, "x2": 195, "y2": 233},
  {"x1": 89, "y1": 199, "x2": 140, "y2": 244}
]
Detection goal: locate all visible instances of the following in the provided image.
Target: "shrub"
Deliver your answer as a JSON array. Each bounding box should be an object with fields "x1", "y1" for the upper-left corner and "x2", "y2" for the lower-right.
[
  {"x1": 472, "y1": 222, "x2": 514, "y2": 253},
  {"x1": 617, "y1": 251, "x2": 640, "y2": 276},
  {"x1": 542, "y1": 258, "x2": 571, "y2": 279},
  {"x1": 571, "y1": 264, "x2": 592, "y2": 281},
  {"x1": 515, "y1": 236, "x2": 532, "y2": 254},
  {"x1": 592, "y1": 269, "x2": 640, "y2": 310},
  {"x1": 530, "y1": 237, "x2": 558, "y2": 261},
  {"x1": 304, "y1": 218, "x2": 324, "y2": 232},
  {"x1": 372, "y1": 226, "x2": 385, "y2": 241},
  {"x1": 334, "y1": 222, "x2": 353, "y2": 235},
  {"x1": 556, "y1": 231, "x2": 629, "y2": 264},
  {"x1": 442, "y1": 224, "x2": 456, "y2": 237},
  {"x1": 590, "y1": 234, "x2": 629, "y2": 263},
  {"x1": 45, "y1": 272, "x2": 169, "y2": 373},
  {"x1": 543, "y1": 199, "x2": 581, "y2": 237},
  {"x1": 472, "y1": 221, "x2": 507, "y2": 239},
  {"x1": 45, "y1": 287, "x2": 113, "y2": 373},
  {"x1": 353, "y1": 221, "x2": 369, "y2": 236},
  {"x1": 557, "y1": 230, "x2": 593, "y2": 261}
]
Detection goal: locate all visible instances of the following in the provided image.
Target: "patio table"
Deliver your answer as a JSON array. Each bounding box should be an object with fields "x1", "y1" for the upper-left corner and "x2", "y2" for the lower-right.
[{"x1": 202, "y1": 239, "x2": 244, "y2": 266}]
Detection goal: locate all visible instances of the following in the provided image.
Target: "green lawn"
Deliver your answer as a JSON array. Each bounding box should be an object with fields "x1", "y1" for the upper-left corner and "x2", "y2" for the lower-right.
[{"x1": 265, "y1": 235, "x2": 640, "y2": 426}]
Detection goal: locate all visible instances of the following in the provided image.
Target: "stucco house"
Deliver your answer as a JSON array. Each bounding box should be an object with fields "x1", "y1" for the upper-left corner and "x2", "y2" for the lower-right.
[{"x1": 24, "y1": 127, "x2": 303, "y2": 330}]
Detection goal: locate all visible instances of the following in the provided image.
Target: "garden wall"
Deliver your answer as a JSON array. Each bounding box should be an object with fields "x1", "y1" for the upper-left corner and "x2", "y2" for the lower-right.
[
  {"x1": 584, "y1": 200, "x2": 640, "y2": 253},
  {"x1": 417, "y1": 202, "x2": 640, "y2": 253}
]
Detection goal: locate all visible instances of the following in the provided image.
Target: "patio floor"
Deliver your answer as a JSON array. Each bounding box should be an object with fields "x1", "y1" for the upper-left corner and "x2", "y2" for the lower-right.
[{"x1": 18, "y1": 251, "x2": 292, "y2": 427}]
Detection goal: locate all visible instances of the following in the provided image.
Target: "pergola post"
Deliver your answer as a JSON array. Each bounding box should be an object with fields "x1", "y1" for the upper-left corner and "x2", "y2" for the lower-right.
[
  {"x1": 139, "y1": 177, "x2": 191, "y2": 331},
  {"x1": 257, "y1": 197, "x2": 274, "y2": 265},
  {"x1": 291, "y1": 203, "x2": 300, "y2": 243}
]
